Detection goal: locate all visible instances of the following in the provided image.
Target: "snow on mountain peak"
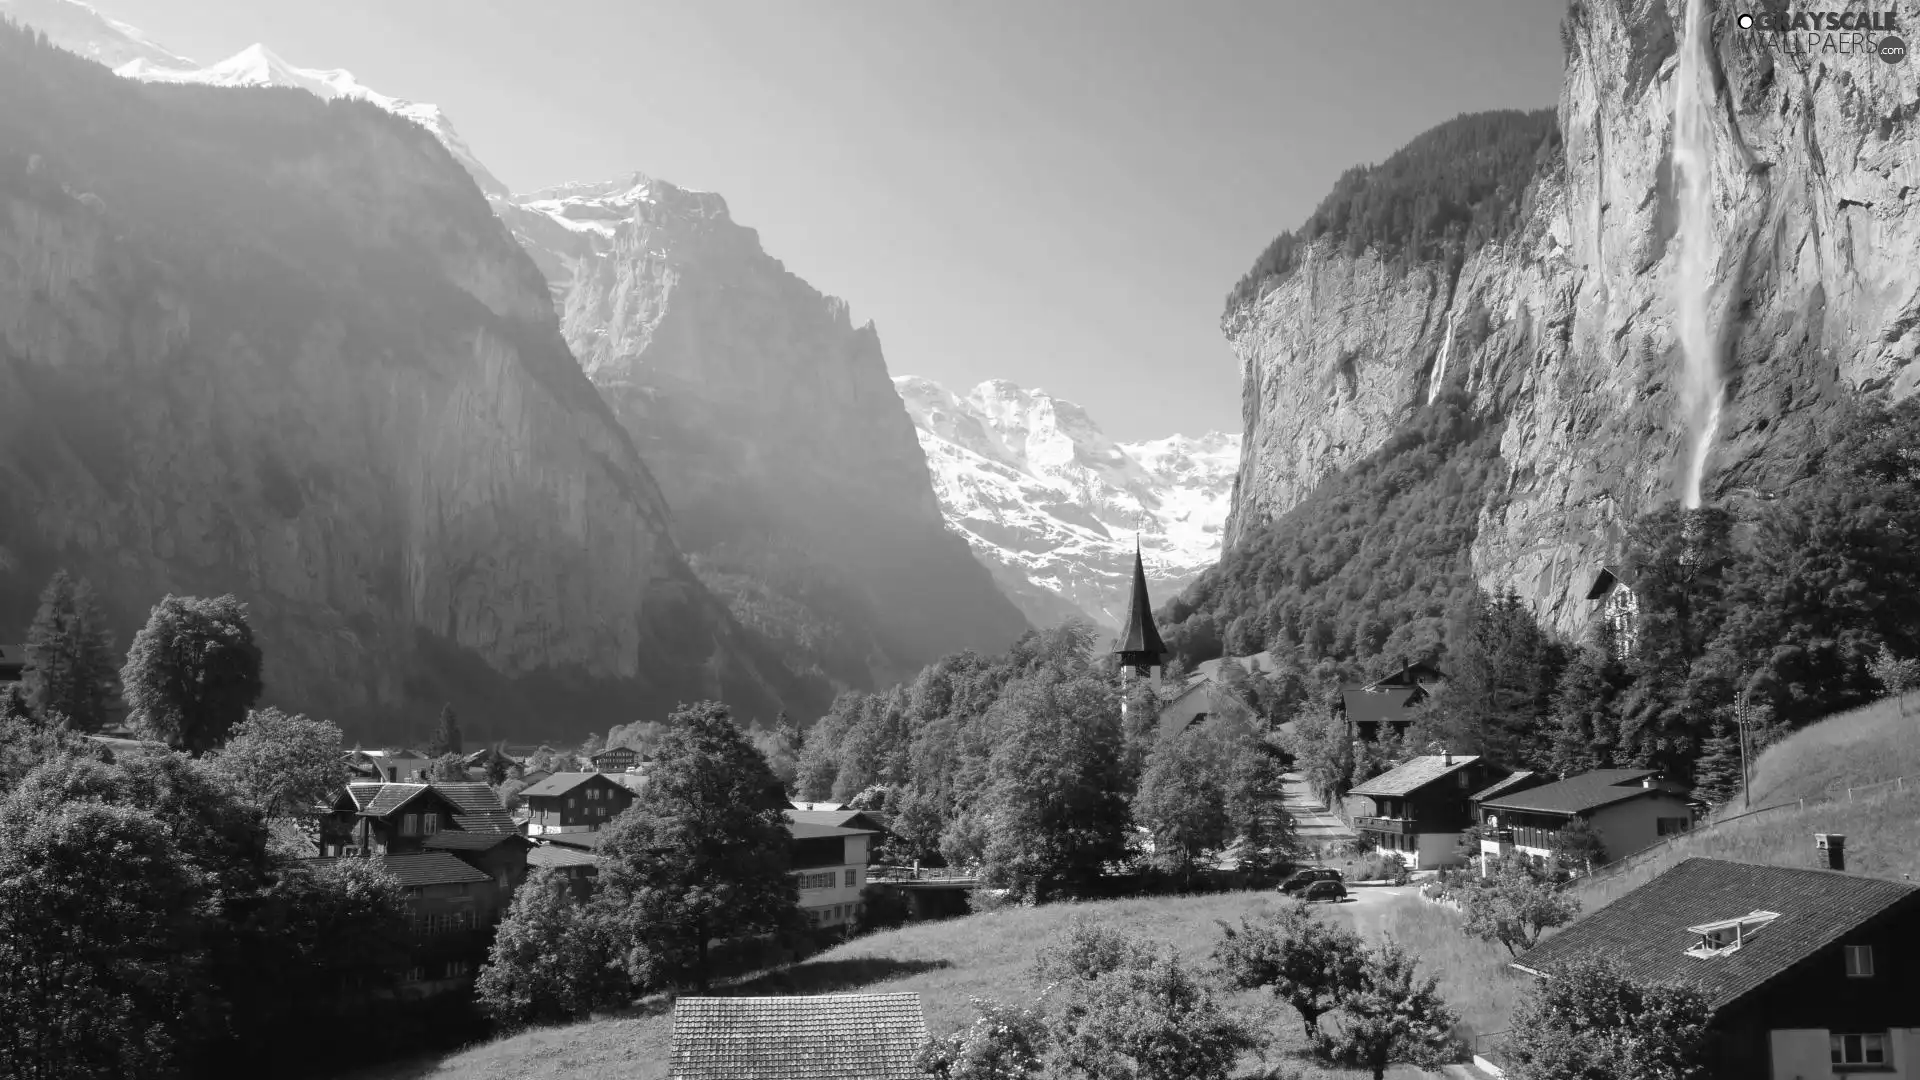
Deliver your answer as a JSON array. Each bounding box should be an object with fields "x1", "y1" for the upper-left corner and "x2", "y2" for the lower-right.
[{"x1": 894, "y1": 375, "x2": 1239, "y2": 631}]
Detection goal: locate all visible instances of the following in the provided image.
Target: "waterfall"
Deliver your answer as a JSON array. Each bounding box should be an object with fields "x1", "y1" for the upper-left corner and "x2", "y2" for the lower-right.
[
  {"x1": 1429, "y1": 315, "x2": 1455, "y2": 405},
  {"x1": 1674, "y1": 0, "x2": 1721, "y2": 509}
]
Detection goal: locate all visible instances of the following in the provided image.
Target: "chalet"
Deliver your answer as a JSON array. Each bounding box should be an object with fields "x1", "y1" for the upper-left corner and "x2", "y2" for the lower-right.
[
  {"x1": 345, "y1": 749, "x2": 433, "y2": 783},
  {"x1": 1193, "y1": 650, "x2": 1282, "y2": 682},
  {"x1": 1337, "y1": 661, "x2": 1446, "y2": 743},
  {"x1": 307, "y1": 851, "x2": 497, "y2": 994},
  {"x1": 670, "y1": 993, "x2": 929, "y2": 1080},
  {"x1": 518, "y1": 768, "x2": 552, "y2": 788},
  {"x1": 1156, "y1": 678, "x2": 1260, "y2": 742},
  {"x1": 589, "y1": 745, "x2": 641, "y2": 772},
  {"x1": 519, "y1": 771, "x2": 636, "y2": 835},
  {"x1": 462, "y1": 746, "x2": 519, "y2": 774},
  {"x1": 0, "y1": 642, "x2": 24, "y2": 683},
  {"x1": 788, "y1": 808, "x2": 885, "y2": 933},
  {"x1": 1512, "y1": 853, "x2": 1920, "y2": 1078},
  {"x1": 1586, "y1": 565, "x2": 1641, "y2": 658},
  {"x1": 527, "y1": 842, "x2": 601, "y2": 898},
  {"x1": 1476, "y1": 768, "x2": 1696, "y2": 869},
  {"x1": 1347, "y1": 753, "x2": 1507, "y2": 870}
]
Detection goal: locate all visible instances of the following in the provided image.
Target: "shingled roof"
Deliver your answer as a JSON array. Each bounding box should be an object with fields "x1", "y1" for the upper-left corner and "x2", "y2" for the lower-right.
[
  {"x1": 519, "y1": 771, "x2": 620, "y2": 799},
  {"x1": 1340, "y1": 685, "x2": 1424, "y2": 728},
  {"x1": 305, "y1": 852, "x2": 491, "y2": 888},
  {"x1": 670, "y1": 993, "x2": 929, "y2": 1080},
  {"x1": 1514, "y1": 858, "x2": 1920, "y2": 1013},
  {"x1": 361, "y1": 783, "x2": 433, "y2": 817},
  {"x1": 1349, "y1": 754, "x2": 1482, "y2": 798},
  {"x1": 528, "y1": 844, "x2": 600, "y2": 870},
  {"x1": 1586, "y1": 565, "x2": 1636, "y2": 600},
  {"x1": 1113, "y1": 546, "x2": 1167, "y2": 661},
  {"x1": 1471, "y1": 770, "x2": 1546, "y2": 803},
  {"x1": 432, "y1": 781, "x2": 517, "y2": 833},
  {"x1": 1480, "y1": 769, "x2": 1666, "y2": 816},
  {"x1": 421, "y1": 830, "x2": 528, "y2": 852},
  {"x1": 786, "y1": 809, "x2": 889, "y2": 835}
]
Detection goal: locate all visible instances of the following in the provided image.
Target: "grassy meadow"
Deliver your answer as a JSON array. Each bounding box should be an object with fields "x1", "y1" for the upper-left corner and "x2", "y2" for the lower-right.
[
  {"x1": 1743, "y1": 689, "x2": 1920, "y2": 809},
  {"x1": 341, "y1": 887, "x2": 1518, "y2": 1080}
]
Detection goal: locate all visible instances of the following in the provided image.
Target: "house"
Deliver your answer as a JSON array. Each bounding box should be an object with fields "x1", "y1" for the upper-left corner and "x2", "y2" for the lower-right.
[
  {"x1": 792, "y1": 801, "x2": 849, "y2": 812},
  {"x1": 517, "y1": 768, "x2": 552, "y2": 789},
  {"x1": 1511, "y1": 852, "x2": 1920, "y2": 1078},
  {"x1": 1346, "y1": 753, "x2": 1508, "y2": 870},
  {"x1": 306, "y1": 851, "x2": 498, "y2": 995},
  {"x1": 1335, "y1": 662, "x2": 1445, "y2": 743},
  {"x1": 0, "y1": 642, "x2": 24, "y2": 683},
  {"x1": 1476, "y1": 768, "x2": 1697, "y2": 868},
  {"x1": 462, "y1": 746, "x2": 518, "y2": 775},
  {"x1": 670, "y1": 993, "x2": 929, "y2": 1080},
  {"x1": 527, "y1": 843, "x2": 601, "y2": 898},
  {"x1": 1193, "y1": 650, "x2": 1282, "y2": 683},
  {"x1": 787, "y1": 808, "x2": 883, "y2": 932},
  {"x1": 589, "y1": 745, "x2": 641, "y2": 772},
  {"x1": 345, "y1": 749, "x2": 433, "y2": 783},
  {"x1": 1156, "y1": 678, "x2": 1261, "y2": 742},
  {"x1": 519, "y1": 771, "x2": 636, "y2": 835},
  {"x1": 1586, "y1": 565, "x2": 1641, "y2": 658}
]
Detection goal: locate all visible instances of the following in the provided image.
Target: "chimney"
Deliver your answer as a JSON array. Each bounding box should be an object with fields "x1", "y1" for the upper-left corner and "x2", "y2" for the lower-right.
[
  {"x1": 1816, "y1": 833, "x2": 1846, "y2": 872},
  {"x1": 1443, "y1": 748, "x2": 1453, "y2": 766}
]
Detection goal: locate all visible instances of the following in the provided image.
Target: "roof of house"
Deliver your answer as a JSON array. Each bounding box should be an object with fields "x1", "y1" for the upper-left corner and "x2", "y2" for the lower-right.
[
  {"x1": 592, "y1": 746, "x2": 641, "y2": 760},
  {"x1": 1339, "y1": 685, "x2": 1424, "y2": 727},
  {"x1": 528, "y1": 844, "x2": 600, "y2": 870},
  {"x1": 519, "y1": 769, "x2": 552, "y2": 786},
  {"x1": 1480, "y1": 769, "x2": 1667, "y2": 815},
  {"x1": 306, "y1": 852, "x2": 492, "y2": 888},
  {"x1": 788, "y1": 821, "x2": 880, "y2": 840},
  {"x1": 670, "y1": 993, "x2": 929, "y2": 1080},
  {"x1": 431, "y1": 781, "x2": 517, "y2": 833},
  {"x1": 1471, "y1": 770, "x2": 1547, "y2": 803},
  {"x1": 420, "y1": 830, "x2": 529, "y2": 852},
  {"x1": 1194, "y1": 650, "x2": 1280, "y2": 682},
  {"x1": 543, "y1": 830, "x2": 610, "y2": 852},
  {"x1": 1113, "y1": 546, "x2": 1167, "y2": 659},
  {"x1": 1587, "y1": 565, "x2": 1636, "y2": 600},
  {"x1": 787, "y1": 809, "x2": 889, "y2": 835},
  {"x1": 1363, "y1": 660, "x2": 1448, "y2": 690},
  {"x1": 791, "y1": 801, "x2": 848, "y2": 812},
  {"x1": 1513, "y1": 858, "x2": 1920, "y2": 1013},
  {"x1": 360, "y1": 782, "x2": 437, "y2": 817},
  {"x1": 462, "y1": 747, "x2": 518, "y2": 766},
  {"x1": 520, "y1": 771, "x2": 627, "y2": 799},
  {"x1": 1348, "y1": 755, "x2": 1484, "y2": 798}
]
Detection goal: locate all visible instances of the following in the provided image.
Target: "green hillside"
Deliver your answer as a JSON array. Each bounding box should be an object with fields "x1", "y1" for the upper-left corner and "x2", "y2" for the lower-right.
[{"x1": 1744, "y1": 690, "x2": 1920, "y2": 808}]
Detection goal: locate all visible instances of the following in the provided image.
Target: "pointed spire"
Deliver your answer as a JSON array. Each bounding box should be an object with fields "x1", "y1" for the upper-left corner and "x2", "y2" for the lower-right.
[{"x1": 1114, "y1": 542, "x2": 1166, "y2": 671}]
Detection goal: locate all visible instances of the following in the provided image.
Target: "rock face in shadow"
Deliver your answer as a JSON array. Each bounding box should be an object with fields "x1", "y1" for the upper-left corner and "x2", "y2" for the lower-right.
[
  {"x1": 1223, "y1": 0, "x2": 1920, "y2": 638},
  {"x1": 0, "y1": 27, "x2": 817, "y2": 744},
  {"x1": 498, "y1": 176, "x2": 1032, "y2": 691}
]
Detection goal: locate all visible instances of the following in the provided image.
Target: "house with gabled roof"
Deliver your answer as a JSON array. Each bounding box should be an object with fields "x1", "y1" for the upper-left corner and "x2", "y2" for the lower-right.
[
  {"x1": 1347, "y1": 752, "x2": 1508, "y2": 870},
  {"x1": 1155, "y1": 677, "x2": 1261, "y2": 743},
  {"x1": 1512, "y1": 854, "x2": 1920, "y2": 1078},
  {"x1": 1476, "y1": 767, "x2": 1696, "y2": 868},
  {"x1": 787, "y1": 808, "x2": 884, "y2": 934},
  {"x1": 1586, "y1": 564, "x2": 1641, "y2": 658},
  {"x1": 670, "y1": 993, "x2": 929, "y2": 1080},
  {"x1": 520, "y1": 771, "x2": 637, "y2": 835}
]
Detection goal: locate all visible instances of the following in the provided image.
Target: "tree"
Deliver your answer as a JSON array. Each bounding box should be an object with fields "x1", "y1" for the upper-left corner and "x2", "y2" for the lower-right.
[
  {"x1": 426, "y1": 703, "x2": 463, "y2": 758},
  {"x1": 1046, "y1": 944, "x2": 1255, "y2": 1080},
  {"x1": 1226, "y1": 739, "x2": 1298, "y2": 878},
  {"x1": 591, "y1": 701, "x2": 800, "y2": 992},
  {"x1": 918, "y1": 997, "x2": 1050, "y2": 1080},
  {"x1": 22, "y1": 570, "x2": 120, "y2": 733},
  {"x1": 0, "y1": 795, "x2": 204, "y2": 1080},
  {"x1": 1868, "y1": 643, "x2": 1920, "y2": 716},
  {"x1": 1547, "y1": 642, "x2": 1624, "y2": 774},
  {"x1": 1503, "y1": 956, "x2": 1712, "y2": 1080},
  {"x1": 1456, "y1": 855, "x2": 1581, "y2": 956},
  {"x1": 204, "y1": 707, "x2": 348, "y2": 818},
  {"x1": 1214, "y1": 901, "x2": 1367, "y2": 1040},
  {"x1": 430, "y1": 752, "x2": 467, "y2": 782},
  {"x1": 484, "y1": 743, "x2": 513, "y2": 786},
  {"x1": 476, "y1": 867, "x2": 628, "y2": 1029},
  {"x1": 1548, "y1": 816, "x2": 1608, "y2": 872},
  {"x1": 1133, "y1": 729, "x2": 1231, "y2": 883},
  {"x1": 1428, "y1": 588, "x2": 1565, "y2": 769},
  {"x1": 1690, "y1": 717, "x2": 1744, "y2": 807},
  {"x1": 751, "y1": 722, "x2": 802, "y2": 792},
  {"x1": 969, "y1": 668, "x2": 1131, "y2": 901},
  {"x1": 119, "y1": 594, "x2": 264, "y2": 756},
  {"x1": 1318, "y1": 939, "x2": 1460, "y2": 1080},
  {"x1": 0, "y1": 695, "x2": 110, "y2": 798}
]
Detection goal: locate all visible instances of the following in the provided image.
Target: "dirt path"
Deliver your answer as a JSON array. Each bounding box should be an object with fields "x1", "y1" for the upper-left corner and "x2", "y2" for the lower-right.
[{"x1": 1281, "y1": 771, "x2": 1357, "y2": 844}]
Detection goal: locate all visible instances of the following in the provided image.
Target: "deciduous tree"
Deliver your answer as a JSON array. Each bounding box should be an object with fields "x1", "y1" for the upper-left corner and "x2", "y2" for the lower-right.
[
  {"x1": 1503, "y1": 956, "x2": 1712, "y2": 1080},
  {"x1": 1133, "y1": 728, "x2": 1231, "y2": 883},
  {"x1": 476, "y1": 867, "x2": 628, "y2": 1029},
  {"x1": 1214, "y1": 902, "x2": 1367, "y2": 1040},
  {"x1": 917, "y1": 997, "x2": 1049, "y2": 1080},
  {"x1": 1318, "y1": 939, "x2": 1460, "y2": 1080},
  {"x1": 1456, "y1": 855, "x2": 1580, "y2": 956},
  {"x1": 120, "y1": 594, "x2": 264, "y2": 756},
  {"x1": 205, "y1": 707, "x2": 348, "y2": 818}
]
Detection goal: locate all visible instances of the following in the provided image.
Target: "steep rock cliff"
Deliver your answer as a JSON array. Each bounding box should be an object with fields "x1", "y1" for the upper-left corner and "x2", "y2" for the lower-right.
[
  {"x1": 1222, "y1": 0, "x2": 1919, "y2": 640},
  {"x1": 0, "y1": 28, "x2": 815, "y2": 743},
  {"x1": 499, "y1": 176, "x2": 1032, "y2": 690}
]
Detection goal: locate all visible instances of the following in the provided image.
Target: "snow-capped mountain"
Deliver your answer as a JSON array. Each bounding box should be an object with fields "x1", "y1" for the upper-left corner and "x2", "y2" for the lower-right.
[
  {"x1": 6, "y1": 0, "x2": 506, "y2": 197},
  {"x1": 895, "y1": 377, "x2": 1239, "y2": 632}
]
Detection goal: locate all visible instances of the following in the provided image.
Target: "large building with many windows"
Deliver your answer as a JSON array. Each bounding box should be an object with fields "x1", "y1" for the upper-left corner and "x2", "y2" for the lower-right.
[{"x1": 787, "y1": 809, "x2": 886, "y2": 933}]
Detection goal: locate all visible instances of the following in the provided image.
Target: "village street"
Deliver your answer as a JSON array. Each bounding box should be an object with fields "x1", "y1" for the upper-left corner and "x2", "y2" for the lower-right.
[{"x1": 1280, "y1": 770, "x2": 1356, "y2": 844}]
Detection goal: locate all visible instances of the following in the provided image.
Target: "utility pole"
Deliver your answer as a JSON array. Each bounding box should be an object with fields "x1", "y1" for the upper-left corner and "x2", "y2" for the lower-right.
[{"x1": 1734, "y1": 682, "x2": 1754, "y2": 812}]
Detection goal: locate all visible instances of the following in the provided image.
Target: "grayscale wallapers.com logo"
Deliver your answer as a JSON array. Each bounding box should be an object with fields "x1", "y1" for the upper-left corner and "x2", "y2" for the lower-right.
[{"x1": 1734, "y1": 8, "x2": 1907, "y2": 62}]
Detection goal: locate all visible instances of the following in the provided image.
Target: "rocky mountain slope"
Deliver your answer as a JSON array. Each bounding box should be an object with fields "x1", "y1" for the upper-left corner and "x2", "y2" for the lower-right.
[
  {"x1": 0, "y1": 22, "x2": 819, "y2": 744},
  {"x1": 500, "y1": 177, "x2": 1033, "y2": 690},
  {"x1": 1217, "y1": 0, "x2": 1919, "y2": 642},
  {"x1": 894, "y1": 376, "x2": 1237, "y2": 632}
]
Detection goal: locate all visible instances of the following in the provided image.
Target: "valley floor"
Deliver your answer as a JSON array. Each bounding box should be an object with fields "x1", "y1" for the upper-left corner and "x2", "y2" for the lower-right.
[{"x1": 340, "y1": 885, "x2": 1519, "y2": 1080}]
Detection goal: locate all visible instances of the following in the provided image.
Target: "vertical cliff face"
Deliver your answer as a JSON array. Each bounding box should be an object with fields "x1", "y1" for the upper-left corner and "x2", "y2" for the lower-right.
[
  {"x1": 1223, "y1": 0, "x2": 1920, "y2": 639},
  {"x1": 0, "y1": 30, "x2": 809, "y2": 742},
  {"x1": 500, "y1": 176, "x2": 1032, "y2": 689}
]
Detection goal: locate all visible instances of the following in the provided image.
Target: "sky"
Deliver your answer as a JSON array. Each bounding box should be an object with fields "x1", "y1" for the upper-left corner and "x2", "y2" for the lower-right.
[{"x1": 85, "y1": 0, "x2": 1567, "y2": 442}]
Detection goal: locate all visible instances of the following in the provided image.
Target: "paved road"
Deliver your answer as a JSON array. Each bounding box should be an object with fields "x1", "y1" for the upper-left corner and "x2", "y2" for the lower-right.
[{"x1": 1280, "y1": 771, "x2": 1357, "y2": 844}]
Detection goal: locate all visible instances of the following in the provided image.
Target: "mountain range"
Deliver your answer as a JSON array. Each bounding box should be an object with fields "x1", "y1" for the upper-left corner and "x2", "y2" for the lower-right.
[{"x1": 893, "y1": 377, "x2": 1237, "y2": 632}]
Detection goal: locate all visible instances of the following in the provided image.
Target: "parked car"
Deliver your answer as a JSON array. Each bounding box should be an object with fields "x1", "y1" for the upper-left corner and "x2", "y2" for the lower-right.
[
  {"x1": 1279, "y1": 867, "x2": 1344, "y2": 895},
  {"x1": 1302, "y1": 879, "x2": 1348, "y2": 903}
]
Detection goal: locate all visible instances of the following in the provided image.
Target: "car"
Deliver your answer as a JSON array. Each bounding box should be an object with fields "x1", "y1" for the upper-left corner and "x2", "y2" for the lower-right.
[
  {"x1": 1279, "y1": 867, "x2": 1344, "y2": 895},
  {"x1": 1302, "y1": 879, "x2": 1348, "y2": 903}
]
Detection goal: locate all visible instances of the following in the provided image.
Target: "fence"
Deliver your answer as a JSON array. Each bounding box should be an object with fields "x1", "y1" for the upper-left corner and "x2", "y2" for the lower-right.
[
  {"x1": 1580, "y1": 773, "x2": 1914, "y2": 887},
  {"x1": 867, "y1": 865, "x2": 980, "y2": 883}
]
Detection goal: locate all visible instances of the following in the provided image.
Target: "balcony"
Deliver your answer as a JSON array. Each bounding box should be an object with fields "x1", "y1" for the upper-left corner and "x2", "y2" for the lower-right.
[
  {"x1": 1480, "y1": 828, "x2": 1514, "y2": 856},
  {"x1": 1354, "y1": 816, "x2": 1417, "y2": 836}
]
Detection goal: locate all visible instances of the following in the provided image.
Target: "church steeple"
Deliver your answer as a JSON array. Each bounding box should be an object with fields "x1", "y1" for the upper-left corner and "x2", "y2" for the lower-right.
[{"x1": 1114, "y1": 539, "x2": 1166, "y2": 677}]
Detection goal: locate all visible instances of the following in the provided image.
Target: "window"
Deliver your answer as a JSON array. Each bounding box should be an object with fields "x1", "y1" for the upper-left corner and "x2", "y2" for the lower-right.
[
  {"x1": 497, "y1": 869, "x2": 511, "y2": 890},
  {"x1": 445, "y1": 960, "x2": 472, "y2": 979},
  {"x1": 403, "y1": 966, "x2": 427, "y2": 984},
  {"x1": 845, "y1": 869, "x2": 857, "y2": 888},
  {"x1": 401, "y1": 813, "x2": 419, "y2": 837},
  {"x1": 1831, "y1": 1033, "x2": 1888, "y2": 1066},
  {"x1": 798, "y1": 872, "x2": 836, "y2": 890},
  {"x1": 567, "y1": 797, "x2": 576, "y2": 810},
  {"x1": 1657, "y1": 817, "x2": 1691, "y2": 837},
  {"x1": 1846, "y1": 945, "x2": 1875, "y2": 978},
  {"x1": 1686, "y1": 911, "x2": 1781, "y2": 958},
  {"x1": 422, "y1": 814, "x2": 439, "y2": 836},
  {"x1": 597, "y1": 805, "x2": 607, "y2": 817},
  {"x1": 832, "y1": 905, "x2": 842, "y2": 920}
]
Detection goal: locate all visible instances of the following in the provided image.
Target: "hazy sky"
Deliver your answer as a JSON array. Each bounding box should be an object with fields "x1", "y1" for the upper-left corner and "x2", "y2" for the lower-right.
[{"x1": 97, "y1": 0, "x2": 1566, "y2": 441}]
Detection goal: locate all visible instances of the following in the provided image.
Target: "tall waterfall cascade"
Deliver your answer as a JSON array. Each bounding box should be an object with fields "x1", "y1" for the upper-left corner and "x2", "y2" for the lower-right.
[{"x1": 1674, "y1": 0, "x2": 1723, "y2": 510}]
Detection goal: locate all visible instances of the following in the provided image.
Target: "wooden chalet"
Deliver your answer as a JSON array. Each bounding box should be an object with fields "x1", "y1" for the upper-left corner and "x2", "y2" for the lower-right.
[
  {"x1": 1512, "y1": 854, "x2": 1920, "y2": 1078},
  {"x1": 589, "y1": 745, "x2": 642, "y2": 772},
  {"x1": 1586, "y1": 564, "x2": 1641, "y2": 658},
  {"x1": 1476, "y1": 768, "x2": 1696, "y2": 868},
  {"x1": 520, "y1": 771, "x2": 637, "y2": 835},
  {"x1": 1347, "y1": 752, "x2": 1507, "y2": 870},
  {"x1": 1336, "y1": 660, "x2": 1447, "y2": 743}
]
